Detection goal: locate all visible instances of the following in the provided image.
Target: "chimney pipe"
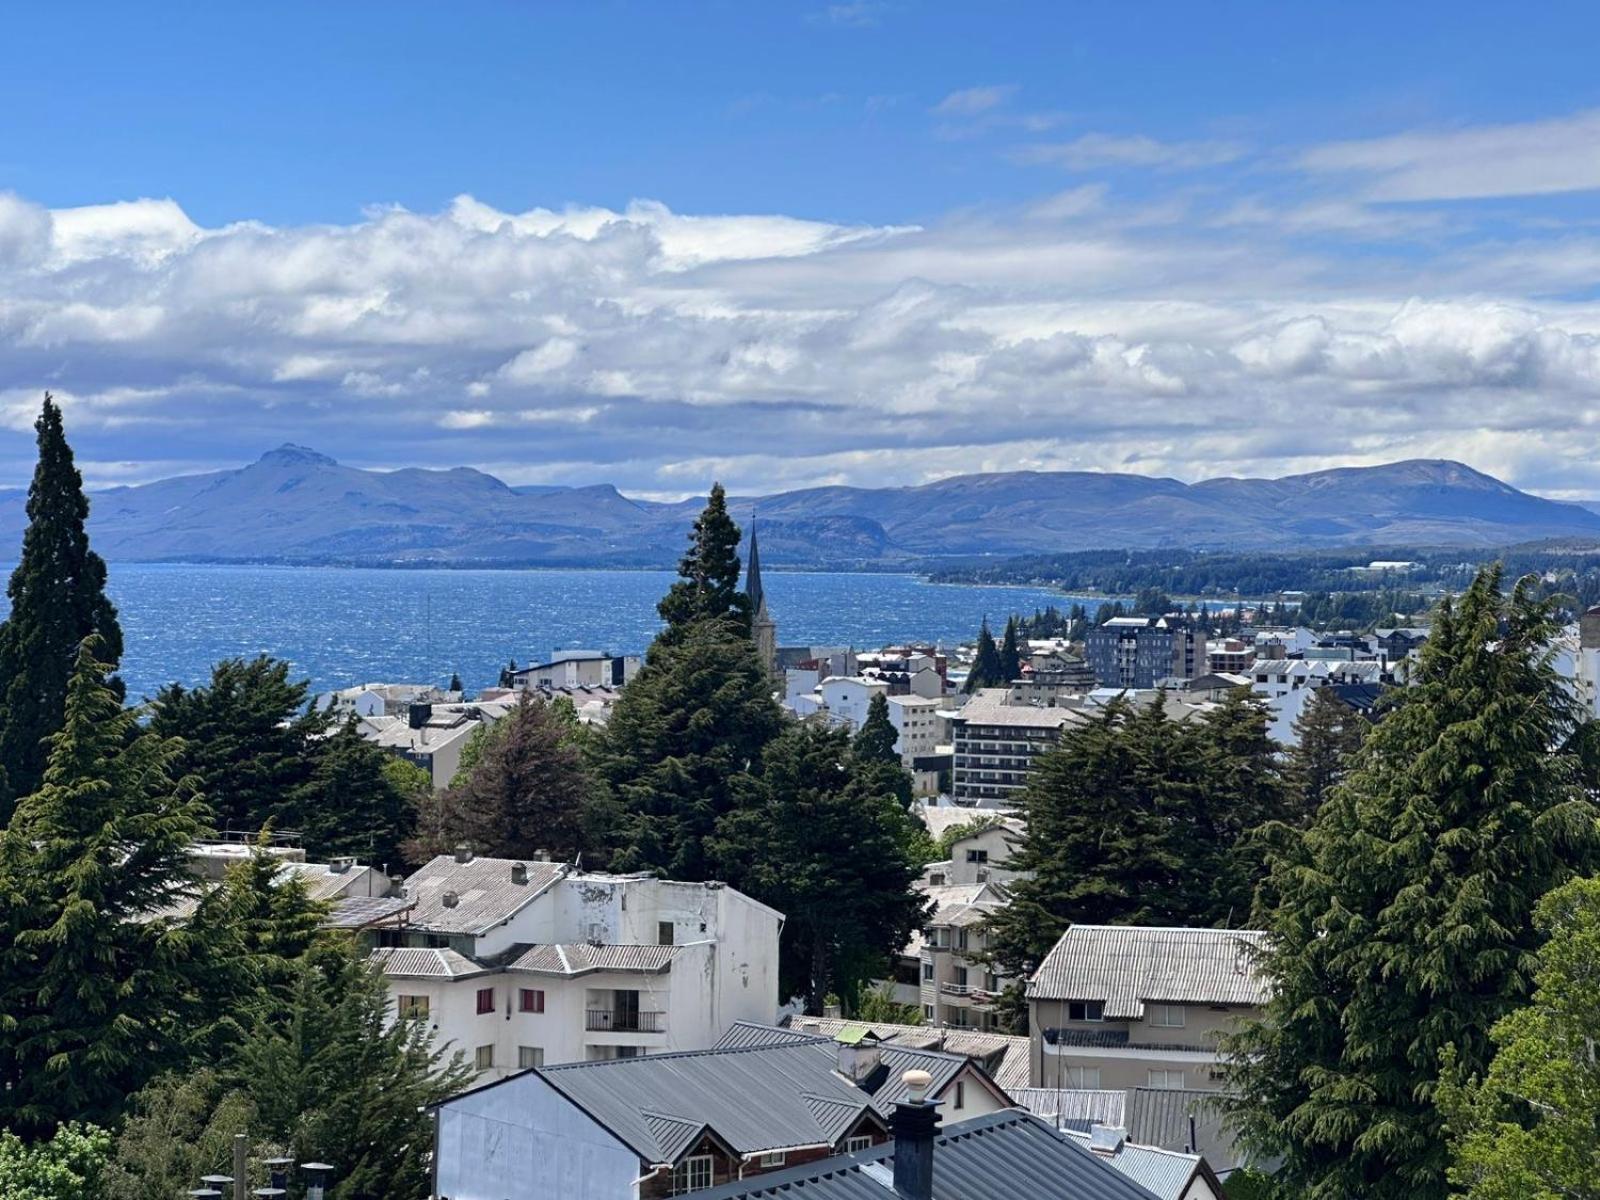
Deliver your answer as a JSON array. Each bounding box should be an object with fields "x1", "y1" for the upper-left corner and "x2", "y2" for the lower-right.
[
  {"x1": 891, "y1": 1069, "x2": 939, "y2": 1200},
  {"x1": 511, "y1": 862, "x2": 528, "y2": 885},
  {"x1": 454, "y1": 843, "x2": 473, "y2": 864}
]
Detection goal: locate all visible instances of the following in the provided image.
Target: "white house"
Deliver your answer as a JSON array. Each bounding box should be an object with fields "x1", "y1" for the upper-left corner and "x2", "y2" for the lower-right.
[
  {"x1": 367, "y1": 851, "x2": 783, "y2": 1078},
  {"x1": 818, "y1": 675, "x2": 890, "y2": 731}
]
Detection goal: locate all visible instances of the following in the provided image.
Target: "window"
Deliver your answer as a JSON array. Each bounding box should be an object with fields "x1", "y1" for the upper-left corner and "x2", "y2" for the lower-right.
[
  {"x1": 757, "y1": 1152, "x2": 786, "y2": 1168},
  {"x1": 670, "y1": 1154, "x2": 714, "y2": 1195},
  {"x1": 928, "y1": 872, "x2": 946, "y2": 887},
  {"x1": 953, "y1": 965, "x2": 968, "y2": 987},
  {"x1": 923, "y1": 1004, "x2": 935, "y2": 1020},
  {"x1": 518, "y1": 988, "x2": 545, "y2": 1014},
  {"x1": 1150, "y1": 1003, "x2": 1186, "y2": 1028},
  {"x1": 965, "y1": 849, "x2": 989, "y2": 863},
  {"x1": 476, "y1": 987, "x2": 496, "y2": 1015},
  {"x1": 396, "y1": 994, "x2": 429, "y2": 1020},
  {"x1": 518, "y1": 1045, "x2": 544, "y2": 1070},
  {"x1": 1147, "y1": 1069, "x2": 1185, "y2": 1089},
  {"x1": 845, "y1": 1135, "x2": 873, "y2": 1154},
  {"x1": 475, "y1": 1044, "x2": 495, "y2": 1070},
  {"x1": 921, "y1": 961, "x2": 934, "y2": 981},
  {"x1": 616, "y1": 1046, "x2": 642, "y2": 1059},
  {"x1": 1064, "y1": 1066, "x2": 1101, "y2": 1089},
  {"x1": 658, "y1": 920, "x2": 675, "y2": 946},
  {"x1": 953, "y1": 1081, "x2": 965, "y2": 1110},
  {"x1": 1067, "y1": 1000, "x2": 1105, "y2": 1022}
]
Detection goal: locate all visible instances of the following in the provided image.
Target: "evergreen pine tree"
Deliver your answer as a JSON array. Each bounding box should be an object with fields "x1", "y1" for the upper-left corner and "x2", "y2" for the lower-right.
[
  {"x1": 998, "y1": 616, "x2": 1023, "y2": 683},
  {"x1": 712, "y1": 722, "x2": 929, "y2": 1012},
  {"x1": 0, "y1": 640, "x2": 207, "y2": 1135},
  {"x1": 964, "y1": 618, "x2": 1003, "y2": 693},
  {"x1": 656, "y1": 483, "x2": 751, "y2": 640},
  {"x1": 0, "y1": 395, "x2": 123, "y2": 819},
  {"x1": 594, "y1": 618, "x2": 782, "y2": 878},
  {"x1": 448, "y1": 671, "x2": 463, "y2": 693},
  {"x1": 1285, "y1": 686, "x2": 1368, "y2": 818},
  {"x1": 852, "y1": 693, "x2": 914, "y2": 809},
  {"x1": 283, "y1": 717, "x2": 416, "y2": 870},
  {"x1": 1225, "y1": 566, "x2": 1600, "y2": 1200}
]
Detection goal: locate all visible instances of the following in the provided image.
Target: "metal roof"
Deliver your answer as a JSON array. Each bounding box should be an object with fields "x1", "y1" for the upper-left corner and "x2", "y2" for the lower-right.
[
  {"x1": 400, "y1": 855, "x2": 567, "y2": 935},
  {"x1": 367, "y1": 947, "x2": 492, "y2": 979},
  {"x1": 696, "y1": 1108, "x2": 1163, "y2": 1200},
  {"x1": 506, "y1": 942, "x2": 678, "y2": 976},
  {"x1": 772, "y1": 1017, "x2": 1032, "y2": 1094},
  {"x1": 1026, "y1": 926, "x2": 1268, "y2": 1014},
  {"x1": 323, "y1": 894, "x2": 415, "y2": 928},
  {"x1": 1009, "y1": 1089, "x2": 1128, "y2": 1132},
  {"x1": 1125, "y1": 1089, "x2": 1239, "y2": 1173},
  {"x1": 1061, "y1": 1130, "x2": 1202, "y2": 1200}
]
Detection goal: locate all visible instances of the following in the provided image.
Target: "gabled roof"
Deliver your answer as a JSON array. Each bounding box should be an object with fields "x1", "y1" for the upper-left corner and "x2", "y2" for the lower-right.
[
  {"x1": 506, "y1": 942, "x2": 678, "y2": 976},
  {"x1": 1061, "y1": 1129, "x2": 1212, "y2": 1200},
  {"x1": 1125, "y1": 1089, "x2": 1238, "y2": 1172},
  {"x1": 1009, "y1": 1088, "x2": 1128, "y2": 1132},
  {"x1": 324, "y1": 894, "x2": 415, "y2": 929},
  {"x1": 400, "y1": 854, "x2": 567, "y2": 935},
  {"x1": 695, "y1": 1108, "x2": 1163, "y2": 1200},
  {"x1": 1027, "y1": 925, "x2": 1268, "y2": 1014},
  {"x1": 772, "y1": 1016, "x2": 1032, "y2": 1093},
  {"x1": 368, "y1": 946, "x2": 493, "y2": 979}
]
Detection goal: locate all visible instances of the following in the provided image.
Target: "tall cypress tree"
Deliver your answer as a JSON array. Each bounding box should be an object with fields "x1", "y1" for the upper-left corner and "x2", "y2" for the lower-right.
[
  {"x1": 1285, "y1": 686, "x2": 1368, "y2": 818},
  {"x1": 853, "y1": 692, "x2": 913, "y2": 809},
  {"x1": 0, "y1": 395, "x2": 123, "y2": 819},
  {"x1": 1226, "y1": 566, "x2": 1600, "y2": 1200},
  {"x1": 997, "y1": 616, "x2": 1023, "y2": 683},
  {"x1": 657, "y1": 483, "x2": 751, "y2": 640},
  {"x1": 0, "y1": 639, "x2": 206, "y2": 1135},
  {"x1": 964, "y1": 618, "x2": 1003, "y2": 693}
]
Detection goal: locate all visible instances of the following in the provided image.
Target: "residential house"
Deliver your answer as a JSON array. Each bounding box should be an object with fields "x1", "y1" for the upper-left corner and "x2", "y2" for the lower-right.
[
  {"x1": 359, "y1": 701, "x2": 499, "y2": 790},
  {"x1": 431, "y1": 1026, "x2": 1012, "y2": 1200},
  {"x1": 366, "y1": 851, "x2": 782, "y2": 1078},
  {"x1": 1027, "y1": 925, "x2": 1268, "y2": 1095},
  {"x1": 316, "y1": 680, "x2": 460, "y2": 718}
]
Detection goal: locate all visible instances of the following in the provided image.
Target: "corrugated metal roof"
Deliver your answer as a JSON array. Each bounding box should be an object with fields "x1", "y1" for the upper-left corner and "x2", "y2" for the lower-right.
[
  {"x1": 771, "y1": 1017, "x2": 1032, "y2": 1095},
  {"x1": 506, "y1": 943, "x2": 678, "y2": 976},
  {"x1": 324, "y1": 894, "x2": 415, "y2": 928},
  {"x1": 1126, "y1": 1089, "x2": 1239, "y2": 1173},
  {"x1": 696, "y1": 1109, "x2": 1164, "y2": 1200},
  {"x1": 368, "y1": 947, "x2": 491, "y2": 979},
  {"x1": 1010, "y1": 1089, "x2": 1127, "y2": 1132},
  {"x1": 401, "y1": 855, "x2": 566, "y2": 934},
  {"x1": 1061, "y1": 1130, "x2": 1200, "y2": 1200},
  {"x1": 1026, "y1": 926, "x2": 1268, "y2": 1015}
]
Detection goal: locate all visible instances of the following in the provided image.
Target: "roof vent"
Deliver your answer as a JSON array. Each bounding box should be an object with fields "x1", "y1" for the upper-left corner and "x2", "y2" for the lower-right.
[
  {"x1": 511, "y1": 862, "x2": 529, "y2": 885},
  {"x1": 442, "y1": 890, "x2": 459, "y2": 908},
  {"x1": 330, "y1": 856, "x2": 355, "y2": 875},
  {"x1": 1088, "y1": 1124, "x2": 1127, "y2": 1155},
  {"x1": 453, "y1": 843, "x2": 473, "y2": 864}
]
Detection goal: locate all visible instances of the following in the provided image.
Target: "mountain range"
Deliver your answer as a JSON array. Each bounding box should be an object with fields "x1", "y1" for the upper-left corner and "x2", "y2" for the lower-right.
[{"x1": 2, "y1": 446, "x2": 1597, "y2": 567}]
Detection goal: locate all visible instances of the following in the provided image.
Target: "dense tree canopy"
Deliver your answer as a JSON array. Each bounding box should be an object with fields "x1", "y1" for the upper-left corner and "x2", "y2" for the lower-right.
[
  {"x1": 656, "y1": 483, "x2": 751, "y2": 639},
  {"x1": 0, "y1": 395, "x2": 123, "y2": 818},
  {"x1": 1284, "y1": 686, "x2": 1369, "y2": 818},
  {"x1": 1226, "y1": 566, "x2": 1599, "y2": 1200}
]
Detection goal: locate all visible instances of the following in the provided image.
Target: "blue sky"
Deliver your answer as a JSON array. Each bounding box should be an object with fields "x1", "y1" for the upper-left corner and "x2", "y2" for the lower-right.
[{"x1": 5, "y1": 2, "x2": 1600, "y2": 498}]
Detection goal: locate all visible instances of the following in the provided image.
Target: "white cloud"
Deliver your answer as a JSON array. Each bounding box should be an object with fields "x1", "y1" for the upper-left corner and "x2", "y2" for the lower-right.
[
  {"x1": 1300, "y1": 109, "x2": 1600, "y2": 201},
  {"x1": 932, "y1": 85, "x2": 1017, "y2": 117},
  {"x1": 1016, "y1": 133, "x2": 1247, "y2": 170}
]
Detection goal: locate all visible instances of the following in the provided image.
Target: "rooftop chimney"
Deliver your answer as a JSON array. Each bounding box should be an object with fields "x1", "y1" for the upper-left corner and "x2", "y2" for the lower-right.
[
  {"x1": 836, "y1": 1030, "x2": 883, "y2": 1084},
  {"x1": 453, "y1": 843, "x2": 473, "y2": 864},
  {"x1": 891, "y1": 1069, "x2": 939, "y2": 1200},
  {"x1": 511, "y1": 862, "x2": 529, "y2": 885},
  {"x1": 408, "y1": 701, "x2": 433, "y2": 729},
  {"x1": 532, "y1": 848, "x2": 551, "y2": 862},
  {"x1": 442, "y1": 890, "x2": 459, "y2": 908}
]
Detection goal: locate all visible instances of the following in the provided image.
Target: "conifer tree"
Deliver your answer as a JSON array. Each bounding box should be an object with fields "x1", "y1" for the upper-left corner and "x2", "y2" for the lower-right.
[
  {"x1": 851, "y1": 692, "x2": 914, "y2": 808},
  {"x1": 1285, "y1": 686, "x2": 1368, "y2": 818},
  {"x1": 998, "y1": 616, "x2": 1023, "y2": 683},
  {"x1": 0, "y1": 395, "x2": 123, "y2": 818},
  {"x1": 283, "y1": 717, "x2": 416, "y2": 870},
  {"x1": 657, "y1": 483, "x2": 751, "y2": 640},
  {"x1": 595, "y1": 617, "x2": 782, "y2": 878},
  {"x1": 448, "y1": 671, "x2": 463, "y2": 693},
  {"x1": 0, "y1": 640, "x2": 207, "y2": 1135},
  {"x1": 1226, "y1": 566, "x2": 1600, "y2": 1200},
  {"x1": 712, "y1": 722, "x2": 929, "y2": 1012},
  {"x1": 964, "y1": 618, "x2": 1003, "y2": 693}
]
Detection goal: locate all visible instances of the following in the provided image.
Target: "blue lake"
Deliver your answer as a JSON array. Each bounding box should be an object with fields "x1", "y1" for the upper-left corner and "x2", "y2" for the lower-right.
[{"x1": 2, "y1": 564, "x2": 1082, "y2": 700}]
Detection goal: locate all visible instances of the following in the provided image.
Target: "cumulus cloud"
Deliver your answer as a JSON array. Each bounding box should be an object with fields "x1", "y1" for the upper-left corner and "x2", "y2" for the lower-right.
[{"x1": 5, "y1": 184, "x2": 1600, "y2": 497}]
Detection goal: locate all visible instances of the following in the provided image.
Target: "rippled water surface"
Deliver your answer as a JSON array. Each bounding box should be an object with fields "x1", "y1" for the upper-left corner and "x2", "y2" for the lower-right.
[{"x1": 0, "y1": 564, "x2": 1082, "y2": 699}]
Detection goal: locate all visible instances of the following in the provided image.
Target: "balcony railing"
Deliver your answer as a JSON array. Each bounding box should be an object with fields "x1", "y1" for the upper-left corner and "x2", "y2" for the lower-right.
[
  {"x1": 940, "y1": 982, "x2": 974, "y2": 996},
  {"x1": 586, "y1": 1009, "x2": 666, "y2": 1033}
]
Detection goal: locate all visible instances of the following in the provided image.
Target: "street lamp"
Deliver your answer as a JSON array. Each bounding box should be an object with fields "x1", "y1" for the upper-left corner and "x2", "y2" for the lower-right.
[{"x1": 302, "y1": 1162, "x2": 335, "y2": 1200}]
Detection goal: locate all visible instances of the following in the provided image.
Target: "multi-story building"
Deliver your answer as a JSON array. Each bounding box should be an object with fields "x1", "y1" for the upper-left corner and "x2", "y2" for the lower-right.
[
  {"x1": 947, "y1": 688, "x2": 1077, "y2": 805},
  {"x1": 510, "y1": 649, "x2": 640, "y2": 690},
  {"x1": 1026, "y1": 925, "x2": 1267, "y2": 1095},
  {"x1": 364, "y1": 850, "x2": 782, "y2": 1078},
  {"x1": 1085, "y1": 617, "x2": 1199, "y2": 689}
]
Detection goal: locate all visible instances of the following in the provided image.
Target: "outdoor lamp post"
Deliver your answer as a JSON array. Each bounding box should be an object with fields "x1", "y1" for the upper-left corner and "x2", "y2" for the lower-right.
[
  {"x1": 262, "y1": 1156, "x2": 295, "y2": 1191},
  {"x1": 301, "y1": 1162, "x2": 335, "y2": 1200}
]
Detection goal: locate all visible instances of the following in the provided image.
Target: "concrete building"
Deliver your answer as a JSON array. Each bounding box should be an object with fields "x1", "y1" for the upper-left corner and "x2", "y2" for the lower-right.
[
  {"x1": 359, "y1": 702, "x2": 497, "y2": 790},
  {"x1": 366, "y1": 851, "x2": 783, "y2": 1080},
  {"x1": 1027, "y1": 926, "x2": 1267, "y2": 1096},
  {"x1": 510, "y1": 650, "x2": 640, "y2": 691},
  {"x1": 948, "y1": 688, "x2": 1077, "y2": 805},
  {"x1": 1085, "y1": 618, "x2": 1199, "y2": 690}
]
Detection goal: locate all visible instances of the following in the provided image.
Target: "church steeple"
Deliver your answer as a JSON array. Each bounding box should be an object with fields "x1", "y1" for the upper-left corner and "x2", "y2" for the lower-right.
[
  {"x1": 745, "y1": 521, "x2": 767, "y2": 618},
  {"x1": 746, "y1": 521, "x2": 777, "y2": 678}
]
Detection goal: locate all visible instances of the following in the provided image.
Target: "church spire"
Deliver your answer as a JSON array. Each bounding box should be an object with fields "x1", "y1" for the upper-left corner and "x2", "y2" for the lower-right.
[
  {"x1": 746, "y1": 519, "x2": 777, "y2": 679},
  {"x1": 745, "y1": 519, "x2": 767, "y2": 617}
]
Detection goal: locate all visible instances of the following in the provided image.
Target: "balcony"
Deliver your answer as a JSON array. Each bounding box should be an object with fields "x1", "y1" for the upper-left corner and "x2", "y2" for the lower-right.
[{"x1": 586, "y1": 1009, "x2": 666, "y2": 1033}]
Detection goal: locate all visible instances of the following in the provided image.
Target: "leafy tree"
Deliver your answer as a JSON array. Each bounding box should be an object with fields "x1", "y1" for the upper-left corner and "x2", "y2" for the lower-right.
[
  {"x1": 409, "y1": 697, "x2": 592, "y2": 863},
  {"x1": 595, "y1": 618, "x2": 782, "y2": 878},
  {"x1": 1285, "y1": 686, "x2": 1368, "y2": 817},
  {"x1": 1439, "y1": 875, "x2": 1600, "y2": 1200},
  {"x1": 285, "y1": 717, "x2": 416, "y2": 870},
  {"x1": 712, "y1": 722, "x2": 929, "y2": 1012},
  {"x1": 934, "y1": 813, "x2": 1007, "y2": 860},
  {"x1": 853, "y1": 692, "x2": 913, "y2": 808},
  {"x1": 964, "y1": 618, "x2": 1003, "y2": 693},
  {"x1": 103, "y1": 1071, "x2": 256, "y2": 1200},
  {"x1": 148, "y1": 655, "x2": 327, "y2": 836},
  {"x1": 1225, "y1": 566, "x2": 1600, "y2": 1200},
  {"x1": 0, "y1": 1122, "x2": 110, "y2": 1200},
  {"x1": 854, "y1": 983, "x2": 924, "y2": 1025},
  {"x1": 497, "y1": 659, "x2": 518, "y2": 689},
  {"x1": 0, "y1": 639, "x2": 208, "y2": 1136},
  {"x1": 997, "y1": 616, "x2": 1023, "y2": 683},
  {"x1": 657, "y1": 483, "x2": 751, "y2": 640},
  {"x1": 992, "y1": 981, "x2": 1030, "y2": 1036},
  {"x1": 1133, "y1": 587, "x2": 1173, "y2": 616},
  {"x1": 0, "y1": 395, "x2": 123, "y2": 819}
]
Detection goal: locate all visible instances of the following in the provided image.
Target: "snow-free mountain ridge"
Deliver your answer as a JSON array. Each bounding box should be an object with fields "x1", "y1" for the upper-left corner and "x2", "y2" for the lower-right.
[{"x1": 1, "y1": 446, "x2": 1595, "y2": 566}]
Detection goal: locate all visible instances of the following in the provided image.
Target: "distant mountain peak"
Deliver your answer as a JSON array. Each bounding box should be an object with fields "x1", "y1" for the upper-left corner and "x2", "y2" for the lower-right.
[{"x1": 257, "y1": 444, "x2": 338, "y2": 468}]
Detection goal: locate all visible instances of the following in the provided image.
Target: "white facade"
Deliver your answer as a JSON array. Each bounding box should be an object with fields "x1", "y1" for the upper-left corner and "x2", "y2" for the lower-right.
[
  {"x1": 372, "y1": 858, "x2": 783, "y2": 1080},
  {"x1": 818, "y1": 675, "x2": 890, "y2": 731}
]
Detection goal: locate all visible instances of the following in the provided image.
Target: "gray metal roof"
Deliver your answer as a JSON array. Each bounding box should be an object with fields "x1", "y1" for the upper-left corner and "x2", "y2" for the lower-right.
[
  {"x1": 1010, "y1": 1089, "x2": 1128, "y2": 1132},
  {"x1": 367, "y1": 947, "x2": 492, "y2": 979},
  {"x1": 400, "y1": 855, "x2": 567, "y2": 935},
  {"x1": 696, "y1": 1108, "x2": 1163, "y2": 1200},
  {"x1": 1026, "y1": 925, "x2": 1268, "y2": 1014},
  {"x1": 1061, "y1": 1130, "x2": 1202, "y2": 1200},
  {"x1": 1125, "y1": 1089, "x2": 1239, "y2": 1173},
  {"x1": 772, "y1": 1017, "x2": 1032, "y2": 1093},
  {"x1": 506, "y1": 943, "x2": 678, "y2": 976},
  {"x1": 324, "y1": 894, "x2": 415, "y2": 929}
]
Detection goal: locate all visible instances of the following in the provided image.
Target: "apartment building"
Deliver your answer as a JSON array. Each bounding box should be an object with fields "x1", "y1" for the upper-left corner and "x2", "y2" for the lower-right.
[
  {"x1": 1027, "y1": 925, "x2": 1267, "y2": 1095},
  {"x1": 947, "y1": 688, "x2": 1077, "y2": 804},
  {"x1": 1084, "y1": 617, "x2": 1199, "y2": 689},
  {"x1": 365, "y1": 850, "x2": 782, "y2": 1079},
  {"x1": 509, "y1": 648, "x2": 641, "y2": 690}
]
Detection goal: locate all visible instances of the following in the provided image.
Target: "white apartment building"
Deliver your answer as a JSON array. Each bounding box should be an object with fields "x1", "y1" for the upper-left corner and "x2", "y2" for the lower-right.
[
  {"x1": 1027, "y1": 925, "x2": 1267, "y2": 1095},
  {"x1": 366, "y1": 851, "x2": 783, "y2": 1078},
  {"x1": 510, "y1": 649, "x2": 641, "y2": 691}
]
